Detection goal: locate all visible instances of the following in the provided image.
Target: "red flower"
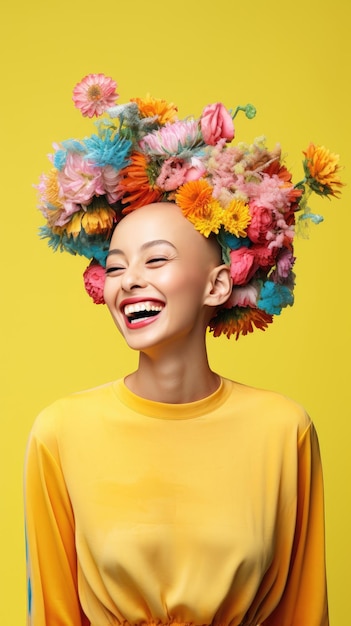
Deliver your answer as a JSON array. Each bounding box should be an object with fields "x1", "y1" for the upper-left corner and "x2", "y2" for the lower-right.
[
  {"x1": 247, "y1": 201, "x2": 274, "y2": 244},
  {"x1": 229, "y1": 248, "x2": 258, "y2": 285},
  {"x1": 83, "y1": 262, "x2": 106, "y2": 304}
]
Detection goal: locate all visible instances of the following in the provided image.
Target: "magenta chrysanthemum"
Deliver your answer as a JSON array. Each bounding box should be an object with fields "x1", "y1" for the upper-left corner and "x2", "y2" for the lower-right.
[{"x1": 72, "y1": 73, "x2": 118, "y2": 118}]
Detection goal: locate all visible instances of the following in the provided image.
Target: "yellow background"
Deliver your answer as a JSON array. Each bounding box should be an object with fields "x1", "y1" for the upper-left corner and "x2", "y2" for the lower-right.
[{"x1": 1, "y1": 0, "x2": 350, "y2": 623}]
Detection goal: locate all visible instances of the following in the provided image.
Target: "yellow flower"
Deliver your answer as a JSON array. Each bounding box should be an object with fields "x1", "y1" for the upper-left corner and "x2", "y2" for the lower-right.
[
  {"x1": 62, "y1": 202, "x2": 116, "y2": 238},
  {"x1": 175, "y1": 180, "x2": 223, "y2": 237},
  {"x1": 42, "y1": 169, "x2": 63, "y2": 208},
  {"x1": 63, "y1": 211, "x2": 84, "y2": 238},
  {"x1": 221, "y1": 199, "x2": 251, "y2": 237},
  {"x1": 131, "y1": 95, "x2": 178, "y2": 125},
  {"x1": 82, "y1": 205, "x2": 116, "y2": 235},
  {"x1": 40, "y1": 169, "x2": 65, "y2": 227},
  {"x1": 188, "y1": 210, "x2": 223, "y2": 237},
  {"x1": 303, "y1": 143, "x2": 343, "y2": 197}
]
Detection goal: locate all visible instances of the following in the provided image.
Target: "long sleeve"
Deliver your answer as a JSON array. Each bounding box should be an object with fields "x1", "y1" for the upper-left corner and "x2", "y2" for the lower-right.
[
  {"x1": 24, "y1": 419, "x2": 89, "y2": 626},
  {"x1": 23, "y1": 380, "x2": 329, "y2": 626},
  {"x1": 262, "y1": 422, "x2": 329, "y2": 626}
]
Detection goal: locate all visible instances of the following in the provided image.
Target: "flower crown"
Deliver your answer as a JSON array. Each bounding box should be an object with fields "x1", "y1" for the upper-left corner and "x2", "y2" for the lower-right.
[{"x1": 36, "y1": 73, "x2": 343, "y2": 339}]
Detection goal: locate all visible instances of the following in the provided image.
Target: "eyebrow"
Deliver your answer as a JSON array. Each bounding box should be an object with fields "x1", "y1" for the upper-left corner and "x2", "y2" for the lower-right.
[{"x1": 107, "y1": 239, "x2": 178, "y2": 258}]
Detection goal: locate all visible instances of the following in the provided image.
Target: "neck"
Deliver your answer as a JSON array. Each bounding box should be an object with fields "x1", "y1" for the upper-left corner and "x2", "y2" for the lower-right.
[{"x1": 124, "y1": 340, "x2": 220, "y2": 404}]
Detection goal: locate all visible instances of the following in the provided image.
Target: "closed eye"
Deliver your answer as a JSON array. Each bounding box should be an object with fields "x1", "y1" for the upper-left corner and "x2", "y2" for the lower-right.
[
  {"x1": 105, "y1": 266, "x2": 125, "y2": 275},
  {"x1": 146, "y1": 257, "x2": 169, "y2": 266}
]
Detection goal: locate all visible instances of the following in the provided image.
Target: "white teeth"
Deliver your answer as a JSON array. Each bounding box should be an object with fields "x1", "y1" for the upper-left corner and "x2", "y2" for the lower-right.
[{"x1": 124, "y1": 301, "x2": 163, "y2": 316}]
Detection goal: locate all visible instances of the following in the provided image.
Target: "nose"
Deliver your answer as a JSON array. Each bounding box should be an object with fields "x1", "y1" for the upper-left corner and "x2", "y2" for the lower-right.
[{"x1": 120, "y1": 263, "x2": 147, "y2": 292}]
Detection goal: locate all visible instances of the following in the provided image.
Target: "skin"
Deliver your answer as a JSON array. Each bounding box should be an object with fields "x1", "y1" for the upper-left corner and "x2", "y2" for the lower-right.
[{"x1": 104, "y1": 202, "x2": 232, "y2": 403}]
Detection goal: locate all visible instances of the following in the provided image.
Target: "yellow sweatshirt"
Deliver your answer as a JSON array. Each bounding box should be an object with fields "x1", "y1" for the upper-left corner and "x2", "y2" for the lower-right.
[{"x1": 24, "y1": 377, "x2": 328, "y2": 626}]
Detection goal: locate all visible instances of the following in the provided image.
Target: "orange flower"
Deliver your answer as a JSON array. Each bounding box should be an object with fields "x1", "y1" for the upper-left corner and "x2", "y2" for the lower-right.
[
  {"x1": 303, "y1": 143, "x2": 343, "y2": 197},
  {"x1": 209, "y1": 307, "x2": 273, "y2": 340},
  {"x1": 131, "y1": 95, "x2": 178, "y2": 125},
  {"x1": 175, "y1": 180, "x2": 223, "y2": 236},
  {"x1": 117, "y1": 152, "x2": 163, "y2": 213}
]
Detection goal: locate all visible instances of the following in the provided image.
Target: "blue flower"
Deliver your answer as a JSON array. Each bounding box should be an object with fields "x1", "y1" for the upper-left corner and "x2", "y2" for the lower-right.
[
  {"x1": 83, "y1": 131, "x2": 132, "y2": 169},
  {"x1": 257, "y1": 280, "x2": 294, "y2": 316},
  {"x1": 39, "y1": 226, "x2": 110, "y2": 265},
  {"x1": 223, "y1": 232, "x2": 251, "y2": 250},
  {"x1": 53, "y1": 140, "x2": 86, "y2": 170},
  {"x1": 53, "y1": 150, "x2": 67, "y2": 170}
]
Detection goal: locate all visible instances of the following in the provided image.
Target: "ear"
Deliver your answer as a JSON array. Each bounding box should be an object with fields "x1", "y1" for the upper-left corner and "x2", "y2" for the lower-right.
[{"x1": 204, "y1": 264, "x2": 232, "y2": 308}]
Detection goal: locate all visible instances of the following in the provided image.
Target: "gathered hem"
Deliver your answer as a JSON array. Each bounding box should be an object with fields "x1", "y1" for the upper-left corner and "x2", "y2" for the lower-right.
[{"x1": 100, "y1": 619, "x2": 261, "y2": 626}]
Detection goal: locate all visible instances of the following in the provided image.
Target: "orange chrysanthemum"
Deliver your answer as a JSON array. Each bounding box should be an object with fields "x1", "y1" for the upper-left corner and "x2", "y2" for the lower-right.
[
  {"x1": 209, "y1": 306, "x2": 273, "y2": 340},
  {"x1": 175, "y1": 180, "x2": 223, "y2": 237},
  {"x1": 303, "y1": 143, "x2": 343, "y2": 197},
  {"x1": 131, "y1": 95, "x2": 178, "y2": 126},
  {"x1": 117, "y1": 152, "x2": 163, "y2": 213}
]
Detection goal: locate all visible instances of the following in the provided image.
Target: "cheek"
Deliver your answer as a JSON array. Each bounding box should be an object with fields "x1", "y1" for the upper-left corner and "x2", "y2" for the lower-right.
[
  {"x1": 103, "y1": 278, "x2": 119, "y2": 309},
  {"x1": 155, "y1": 268, "x2": 189, "y2": 295},
  {"x1": 161, "y1": 269, "x2": 206, "y2": 302}
]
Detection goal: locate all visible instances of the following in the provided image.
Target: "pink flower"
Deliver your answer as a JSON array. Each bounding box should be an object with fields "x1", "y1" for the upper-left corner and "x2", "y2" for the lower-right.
[
  {"x1": 247, "y1": 201, "x2": 274, "y2": 244},
  {"x1": 156, "y1": 157, "x2": 206, "y2": 191},
  {"x1": 224, "y1": 282, "x2": 259, "y2": 308},
  {"x1": 53, "y1": 200, "x2": 81, "y2": 226},
  {"x1": 58, "y1": 152, "x2": 105, "y2": 208},
  {"x1": 83, "y1": 263, "x2": 106, "y2": 304},
  {"x1": 273, "y1": 248, "x2": 296, "y2": 279},
  {"x1": 200, "y1": 103, "x2": 234, "y2": 146},
  {"x1": 239, "y1": 174, "x2": 293, "y2": 214},
  {"x1": 266, "y1": 219, "x2": 294, "y2": 250},
  {"x1": 72, "y1": 74, "x2": 118, "y2": 118},
  {"x1": 140, "y1": 120, "x2": 200, "y2": 156},
  {"x1": 101, "y1": 165, "x2": 121, "y2": 204},
  {"x1": 230, "y1": 248, "x2": 258, "y2": 285}
]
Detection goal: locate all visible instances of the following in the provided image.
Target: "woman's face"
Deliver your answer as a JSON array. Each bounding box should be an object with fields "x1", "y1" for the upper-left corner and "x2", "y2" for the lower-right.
[{"x1": 104, "y1": 202, "x2": 227, "y2": 353}]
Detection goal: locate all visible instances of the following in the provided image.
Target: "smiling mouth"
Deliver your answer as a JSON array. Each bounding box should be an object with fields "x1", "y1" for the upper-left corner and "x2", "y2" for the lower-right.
[{"x1": 123, "y1": 301, "x2": 164, "y2": 324}]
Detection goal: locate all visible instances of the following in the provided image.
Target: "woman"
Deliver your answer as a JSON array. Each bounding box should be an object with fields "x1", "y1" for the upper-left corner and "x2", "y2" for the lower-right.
[{"x1": 25, "y1": 73, "x2": 342, "y2": 626}]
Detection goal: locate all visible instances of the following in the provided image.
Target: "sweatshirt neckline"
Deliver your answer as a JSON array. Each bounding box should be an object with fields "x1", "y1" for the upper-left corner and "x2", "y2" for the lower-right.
[{"x1": 113, "y1": 377, "x2": 232, "y2": 420}]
